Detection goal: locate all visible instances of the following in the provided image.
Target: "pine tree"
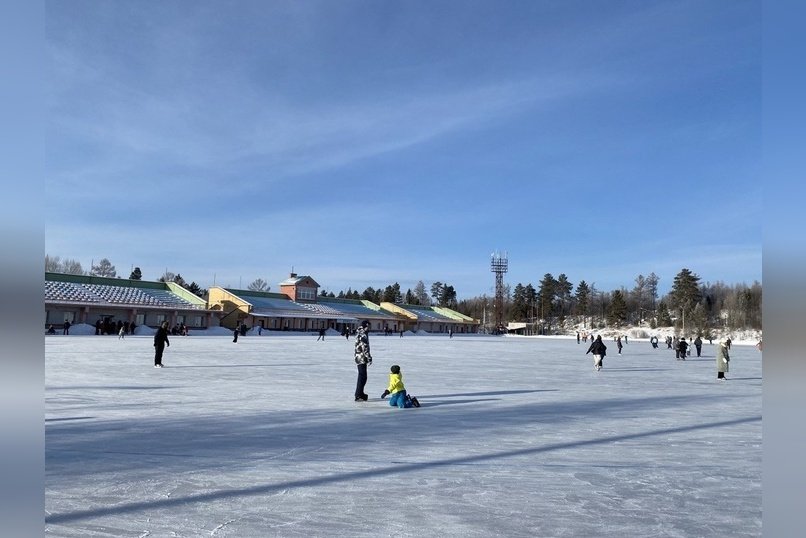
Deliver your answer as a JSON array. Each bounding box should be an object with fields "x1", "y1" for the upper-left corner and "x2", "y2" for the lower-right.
[
  {"x1": 430, "y1": 282, "x2": 443, "y2": 304},
  {"x1": 90, "y1": 258, "x2": 116, "y2": 277},
  {"x1": 670, "y1": 268, "x2": 702, "y2": 320},
  {"x1": 607, "y1": 290, "x2": 628, "y2": 326},
  {"x1": 511, "y1": 283, "x2": 527, "y2": 320},
  {"x1": 187, "y1": 282, "x2": 205, "y2": 297},
  {"x1": 556, "y1": 274, "x2": 573, "y2": 320},
  {"x1": 657, "y1": 300, "x2": 673, "y2": 327},
  {"x1": 436, "y1": 284, "x2": 457, "y2": 307},
  {"x1": 574, "y1": 280, "x2": 590, "y2": 318},
  {"x1": 537, "y1": 273, "x2": 556, "y2": 320}
]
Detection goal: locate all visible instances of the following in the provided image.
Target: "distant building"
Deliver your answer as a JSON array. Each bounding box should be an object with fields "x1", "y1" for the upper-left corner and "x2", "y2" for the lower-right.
[
  {"x1": 45, "y1": 272, "x2": 215, "y2": 330},
  {"x1": 45, "y1": 271, "x2": 481, "y2": 335}
]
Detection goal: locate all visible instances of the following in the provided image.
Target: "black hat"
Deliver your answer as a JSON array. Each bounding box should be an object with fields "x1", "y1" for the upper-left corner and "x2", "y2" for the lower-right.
[
  {"x1": 390, "y1": 365, "x2": 400, "y2": 374},
  {"x1": 361, "y1": 320, "x2": 369, "y2": 328}
]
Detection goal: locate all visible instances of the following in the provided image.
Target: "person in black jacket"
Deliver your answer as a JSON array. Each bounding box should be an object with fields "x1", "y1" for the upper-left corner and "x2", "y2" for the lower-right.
[
  {"x1": 677, "y1": 337, "x2": 689, "y2": 361},
  {"x1": 153, "y1": 321, "x2": 170, "y2": 368},
  {"x1": 693, "y1": 335, "x2": 703, "y2": 357},
  {"x1": 586, "y1": 335, "x2": 607, "y2": 371}
]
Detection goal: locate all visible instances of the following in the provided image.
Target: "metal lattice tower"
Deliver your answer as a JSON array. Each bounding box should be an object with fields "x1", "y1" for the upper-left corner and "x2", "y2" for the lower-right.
[{"x1": 490, "y1": 251, "x2": 508, "y2": 330}]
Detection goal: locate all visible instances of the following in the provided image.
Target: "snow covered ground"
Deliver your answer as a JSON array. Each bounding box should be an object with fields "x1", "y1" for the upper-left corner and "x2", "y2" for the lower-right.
[{"x1": 45, "y1": 334, "x2": 762, "y2": 537}]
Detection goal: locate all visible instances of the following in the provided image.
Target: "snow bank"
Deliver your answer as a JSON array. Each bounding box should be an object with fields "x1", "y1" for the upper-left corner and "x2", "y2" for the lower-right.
[{"x1": 66, "y1": 323, "x2": 96, "y2": 335}]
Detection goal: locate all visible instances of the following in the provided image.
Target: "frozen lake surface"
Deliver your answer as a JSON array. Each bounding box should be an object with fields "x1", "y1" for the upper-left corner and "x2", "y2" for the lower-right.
[{"x1": 45, "y1": 333, "x2": 762, "y2": 537}]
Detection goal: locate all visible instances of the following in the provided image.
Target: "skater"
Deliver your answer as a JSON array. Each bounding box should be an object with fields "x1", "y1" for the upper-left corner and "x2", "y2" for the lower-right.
[
  {"x1": 63, "y1": 319, "x2": 71, "y2": 335},
  {"x1": 677, "y1": 337, "x2": 688, "y2": 360},
  {"x1": 586, "y1": 335, "x2": 607, "y2": 371},
  {"x1": 650, "y1": 335, "x2": 659, "y2": 349},
  {"x1": 153, "y1": 321, "x2": 170, "y2": 367},
  {"x1": 725, "y1": 336, "x2": 732, "y2": 350},
  {"x1": 616, "y1": 336, "x2": 623, "y2": 355},
  {"x1": 717, "y1": 338, "x2": 730, "y2": 380},
  {"x1": 577, "y1": 332, "x2": 581, "y2": 344},
  {"x1": 232, "y1": 326, "x2": 239, "y2": 343},
  {"x1": 353, "y1": 320, "x2": 372, "y2": 401},
  {"x1": 380, "y1": 364, "x2": 420, "y2": 408},
  {"x1": 624, "y1": 335, "x2": 628, "y2": 344},
  {"x1": 694, "y1": 335, "x2": 703, "y2": 357},
  {"x1": 46, "y1": 324, "x2": 56, "y2": 335},
  {"x1": 118, "y1": 325, "x2": 125, "y2": 339},
  {"x1": 317, "y1": 328, "x2": 325, "y2": 341}
]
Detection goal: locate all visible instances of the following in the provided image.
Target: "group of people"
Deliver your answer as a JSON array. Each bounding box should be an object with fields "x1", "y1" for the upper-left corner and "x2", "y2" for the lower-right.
[
  {"x1": 585, "y1": 332, "x2": 736, "y2": 380},
  {"x1": 45, "y1": 319, "x2": 82, "y2": 335},
  {"x1": 353, "y1": 320, "x2": 419, "y2": 408}
]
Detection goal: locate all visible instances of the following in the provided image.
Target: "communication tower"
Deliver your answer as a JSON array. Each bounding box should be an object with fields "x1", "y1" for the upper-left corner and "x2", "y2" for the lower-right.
[{"x1": 490, "y1": 251, "x2": 508, "y2": 331}]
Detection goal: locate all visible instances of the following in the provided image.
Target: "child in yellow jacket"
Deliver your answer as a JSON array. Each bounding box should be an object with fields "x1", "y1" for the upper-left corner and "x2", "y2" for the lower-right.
[{"x1": 381, "y1": 365, "x2": 420, "y2": 408}]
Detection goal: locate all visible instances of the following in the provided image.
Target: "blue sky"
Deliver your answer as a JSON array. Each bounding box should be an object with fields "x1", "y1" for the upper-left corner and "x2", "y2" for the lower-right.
[{"x1": 45, "y1": 0, "x2": 761, "y2": 299}]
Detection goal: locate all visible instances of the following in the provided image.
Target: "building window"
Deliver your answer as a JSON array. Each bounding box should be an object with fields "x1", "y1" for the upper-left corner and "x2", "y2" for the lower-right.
[{"x1": 297, "y1": 287, "x2": 316, "y2": 301}]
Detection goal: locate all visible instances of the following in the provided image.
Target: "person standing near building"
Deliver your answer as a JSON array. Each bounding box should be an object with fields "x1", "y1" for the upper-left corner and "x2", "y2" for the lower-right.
[
  {"x1": 354, "y1": 320, "x2": 372, "y2": 401},
  {"x1": 153, "y1": 321, "x2": 170, "y2": 368},
  {"x1": 716, "y1": 338, "x2": 730, "y2": 380},
  {"x1": 63, "y1": 319, "x2": 71, "y2": 335}
]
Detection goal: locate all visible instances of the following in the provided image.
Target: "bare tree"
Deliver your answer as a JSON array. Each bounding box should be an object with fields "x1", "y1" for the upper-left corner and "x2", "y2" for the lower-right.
[{"x1": 248, "y1": 278, "x2": 269, "y2": 292}]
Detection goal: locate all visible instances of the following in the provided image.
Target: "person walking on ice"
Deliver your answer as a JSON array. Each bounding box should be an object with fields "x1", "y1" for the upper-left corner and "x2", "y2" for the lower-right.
[
  {"x1": 677, "y1": 337, "x2": 689, "y2": 360},
  {"x1": 586, "y1": 335, "x2": 607, "y2": 371},
  {"x1": 381, "y1": 364, "x2": 420, "y2": 408}
]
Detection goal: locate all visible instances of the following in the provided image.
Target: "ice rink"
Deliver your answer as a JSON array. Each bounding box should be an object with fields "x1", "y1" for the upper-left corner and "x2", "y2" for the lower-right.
[{"x1": 45, "y1": 333, "x2": 762, "y2": 537}]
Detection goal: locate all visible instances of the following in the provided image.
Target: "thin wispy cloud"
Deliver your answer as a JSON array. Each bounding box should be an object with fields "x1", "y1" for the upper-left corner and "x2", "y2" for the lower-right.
[{"x1": 45, "y1": 2, "x2": 761, "y2": 298}]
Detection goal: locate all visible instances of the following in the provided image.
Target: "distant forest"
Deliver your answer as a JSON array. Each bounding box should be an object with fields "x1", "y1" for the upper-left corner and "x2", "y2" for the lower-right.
[{"x1": 46, "y1": 255, "x2": 761, "y2": 334}]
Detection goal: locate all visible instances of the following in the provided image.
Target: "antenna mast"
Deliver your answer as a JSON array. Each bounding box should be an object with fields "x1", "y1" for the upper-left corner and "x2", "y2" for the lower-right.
[{"x1": 490, "y1": 251, "x2": 509, "y2": 332}]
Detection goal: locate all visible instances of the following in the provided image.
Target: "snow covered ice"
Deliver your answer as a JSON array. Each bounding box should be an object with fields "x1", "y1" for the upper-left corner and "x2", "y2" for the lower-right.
[{"x1": 45, "y1": 333, "x2": 762, "y2": 537}]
